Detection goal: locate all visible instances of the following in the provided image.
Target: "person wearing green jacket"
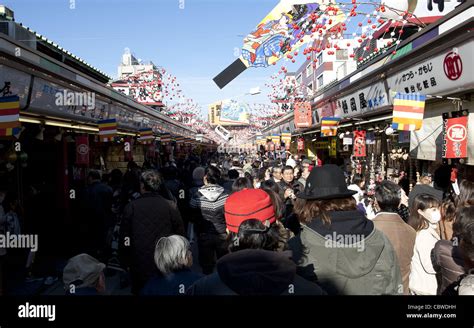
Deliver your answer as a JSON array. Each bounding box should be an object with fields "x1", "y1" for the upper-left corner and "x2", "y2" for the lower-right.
[{"x1": 289, "y1": 165, "x2": 403, "y2": 295}]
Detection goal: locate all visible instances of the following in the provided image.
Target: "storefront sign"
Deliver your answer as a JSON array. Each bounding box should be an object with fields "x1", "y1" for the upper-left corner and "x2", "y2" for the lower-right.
[
  {"x1": 443, "y1": 116, "x2": 468, "y2": 159},
  {"x1": 294, "y1": 102, "x2": 312, "y2": 128},
  {"x1": 0, "y1": 65, "x2": 31, "y2": 108},
  {"x1": 343, "y1": 136, "x2": 353, "y2": 145},
  {"x1": 387, "y1": 42, "x2": 473, "y2": 98},
  {"x1": 75, "y1": 135, "x2": 90, "y2": 165},
  {"x1": 334, "y1": 81, "x2": 388, "y2": 118},
  {"x1": 315, "y1": 141, "x2": 329, "y2": 150},
  {"x1": 353, "y1": 130, "x2": 366, "y2": 157},
  {"x1": 444, "y1": 51, "x2": 463, "y2": 81}
]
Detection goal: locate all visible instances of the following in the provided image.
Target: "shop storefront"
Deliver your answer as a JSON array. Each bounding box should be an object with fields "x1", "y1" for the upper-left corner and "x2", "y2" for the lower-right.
[{"x1": 260, "y1": 1, "x2": 474, "y2": 186}]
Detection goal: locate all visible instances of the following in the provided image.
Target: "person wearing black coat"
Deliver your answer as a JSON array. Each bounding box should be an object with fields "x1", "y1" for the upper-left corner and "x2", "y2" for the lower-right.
[
  {"x1": 80, "y1": 170, "x2": 113, "y2": 258},
  {"x1": 120, "y1": 170, "x2": 185, "y2": 295},
  {"x1": 188, "y1": 189, "x2": 325, "y2": 295}
]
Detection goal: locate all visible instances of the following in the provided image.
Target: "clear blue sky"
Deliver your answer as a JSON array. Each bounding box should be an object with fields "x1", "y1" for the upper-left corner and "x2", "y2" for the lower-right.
[{"x1": 4, "y1": 0, "x2": 311, "y2": 115}]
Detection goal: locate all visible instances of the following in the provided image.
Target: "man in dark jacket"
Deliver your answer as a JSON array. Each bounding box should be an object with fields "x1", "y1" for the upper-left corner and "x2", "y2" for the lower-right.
[
  {"x1": 189, "y1": 166, "x2": 229, "y2": 274},
  {"x1": 120, "y1": 170, "x2": 185, "y2": 294},
  {"x1": 81, "y1": 170, "x2": 113, "y2": 258},
  {"x1": 188, "y1": 189, "x2": 325, "y2": 295},
  {"x1": 278, "y1": 165, "x2": 303, "y2": 235}
]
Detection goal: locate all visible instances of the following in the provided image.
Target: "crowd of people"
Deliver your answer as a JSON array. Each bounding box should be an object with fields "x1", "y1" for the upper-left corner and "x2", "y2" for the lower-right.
[{"x1": 1, "y1": 151, "x2": 473, "y2": 296}]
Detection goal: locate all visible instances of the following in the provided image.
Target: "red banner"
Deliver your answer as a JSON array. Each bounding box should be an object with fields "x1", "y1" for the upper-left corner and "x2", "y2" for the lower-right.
[
  {"x1": 443, "y1": 116, "x2": 468, "y2": 159},
  {"x1": 297, "y1": 137, "x2": 305, "y2": 151},
  {"x1": 353, "y1": 130, "x2": 366, "y2": 157},
  {"x1": 75, "y1": 135, "x2": 90, "y2": 166},
  {"x1": 294, "y1": 102, "x2": 312, "y2": 129}
]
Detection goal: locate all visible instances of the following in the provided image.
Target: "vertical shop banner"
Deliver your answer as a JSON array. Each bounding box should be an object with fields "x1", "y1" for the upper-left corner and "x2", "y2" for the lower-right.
[
  {"x1": 297, "y1": 137, "x2": 305, "y2": 152},
  {"x1": 0, "y1": 95, "x2": 21, "y2": 136},
  {"x1": 320, "y1": 117, "x2": 341, "y2": 137},
  {"x1": 353, "y1": 130, "x2": 367, "y2": 157},
  {"x1": 392, "y1": 93, "x2": 426, "y2": 131},
  {"x1": 124, "y1": 137, "x2": 133, "y2": 161},
  {"x1": 443, "y1": 116, "x2": 468, "y2": 159},
  {"x1": 330, "y1": 137, "x2": 337, "y2": 157},
  {"x1": 98, "y1": 118, "x2": 117, "y2": 142},
  {"x1": 294, "y1": 102, "x2": 312, "y2": 129},
  {"x1": 75, "y1": 135, "x2": 90, "y2": 165}
]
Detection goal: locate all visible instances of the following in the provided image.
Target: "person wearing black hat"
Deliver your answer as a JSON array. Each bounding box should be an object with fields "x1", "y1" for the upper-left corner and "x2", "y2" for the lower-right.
[{"x1": 289, "y1": 164, "x2": 403, "y2": 295}]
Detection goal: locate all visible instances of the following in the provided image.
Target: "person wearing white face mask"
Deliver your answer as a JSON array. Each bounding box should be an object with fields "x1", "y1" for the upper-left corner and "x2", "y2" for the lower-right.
[{"x1": 408, "y1": 194, "x2": 442, "y2": 295}]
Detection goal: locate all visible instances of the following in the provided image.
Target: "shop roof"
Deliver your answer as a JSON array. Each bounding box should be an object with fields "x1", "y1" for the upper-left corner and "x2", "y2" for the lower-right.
[{"x1": 0, "y1": 18, "x2": 111, "y2": 83}]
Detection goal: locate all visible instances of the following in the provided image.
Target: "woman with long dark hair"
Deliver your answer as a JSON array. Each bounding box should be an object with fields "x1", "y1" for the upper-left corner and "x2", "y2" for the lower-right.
[{"x1": 290, "y1": 165, "x2": 402, "y2": 295}]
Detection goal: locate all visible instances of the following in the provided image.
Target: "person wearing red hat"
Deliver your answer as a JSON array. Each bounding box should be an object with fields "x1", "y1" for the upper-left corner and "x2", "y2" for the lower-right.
[{"x1": 187, "y1": 189, "x2": 325, "y2": 295}]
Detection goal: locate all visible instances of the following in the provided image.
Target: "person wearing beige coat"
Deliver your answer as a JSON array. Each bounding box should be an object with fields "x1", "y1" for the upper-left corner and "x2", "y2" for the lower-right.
[{"x1": 373, "y1": 181, "x2": 417, "y2": 295}]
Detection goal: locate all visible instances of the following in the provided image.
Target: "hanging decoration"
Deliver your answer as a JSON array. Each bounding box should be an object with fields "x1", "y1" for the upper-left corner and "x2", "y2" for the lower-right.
[
  {"x1": 442, "y1": 115, "x2": 468, "y2": 159},
  {"x1": 353, "y1": 130, "x2": 366, "y2": 157},
  {"x1": 75, "y1": 135, "x2": 90, "y2": 166},
  {"x1": 139, "y1": 128, "x2": 154, "y2": 144},
  {"x1": 391, "y1": 93, "x2": 425, "y2": 131},
  {"x1": 98, "y1": 118, "x2": 117, "y2": 142},
  {"x1": 0, "y1": 95, "x2": 21, "y2": 137},
  {"x1": 320, "y1": 117, "x2": 341, "y2": 137}
]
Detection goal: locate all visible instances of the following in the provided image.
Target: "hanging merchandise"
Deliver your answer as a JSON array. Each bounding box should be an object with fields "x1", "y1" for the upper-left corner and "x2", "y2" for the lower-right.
[
  {"x1": 75, "y1": 135, "x2": 90, "y2": 166},
  {"x1": 442, "y1": 115, "x2": 468, "y2": 159},
  {"x1": 297, "y1": 137, "x2": 305, "y2": 152},
  {"x1": 366, "y1": 131, "x2": 375, "y2": 145},
  {"x1": 353, "y1": 130, "x2": 366, "y2": 157},
  {"x1": 98, "y1": 118, "x2": 117, "y2": 142},
  {"x1": 398, "y1": 131, "x2": 410, "y2": 144},
  {"x1": 321, "y1": 117, "x2": 341, "y2": 137},
  {"x1": 391, "y1": 93, "x2": 426, "y2": 131},
  {"x1": 330, "y1": 137, "x2": 337, "y2": 157},
  {"x1": 0, "y1": 95, "x2": 21, "y2": 136}
]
